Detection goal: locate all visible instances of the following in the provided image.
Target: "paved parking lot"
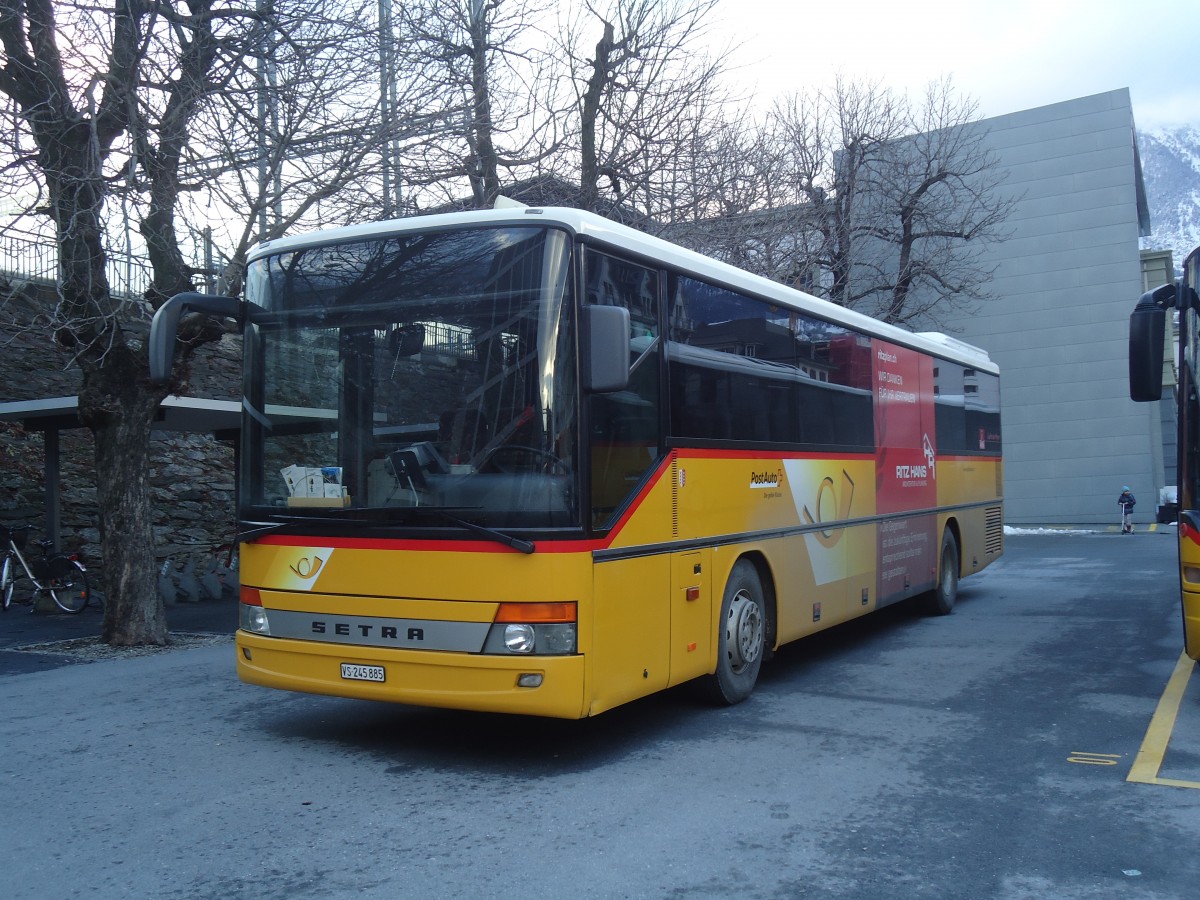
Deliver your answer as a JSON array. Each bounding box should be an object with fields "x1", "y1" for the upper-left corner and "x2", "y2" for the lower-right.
[
  {"x1": 0, "y1": 589, "x2": 235, "y2": 675},
  {"x1": 2, "y1": 530, "x2": 1199, "y2": 898}
]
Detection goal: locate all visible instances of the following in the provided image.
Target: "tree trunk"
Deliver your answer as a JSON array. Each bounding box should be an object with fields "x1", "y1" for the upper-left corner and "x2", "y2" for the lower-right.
[
  {"x1": 579, "y1": 22, "x2": 615, "y2": 213},
  {"x1": 35, "y1": 101, "x2": 171, "y2": 647},
  {"x1": 141, "y1": 181, "x2": 196, "y2": 305},
  {"x1": 467, "y1": 6, "x2": 499, "y2": 208},
  {"x1": 81, "y1": 359, "x2": 170, "y2": 646}
]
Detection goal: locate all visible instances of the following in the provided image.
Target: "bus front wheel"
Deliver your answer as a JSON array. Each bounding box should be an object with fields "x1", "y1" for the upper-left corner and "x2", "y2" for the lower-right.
[
  {"x1": 922, "y1": 529, "x2": 960, "y2": 616},
  {"x1": 705, "y1": 560, "x2": 765, "y2": 705}
]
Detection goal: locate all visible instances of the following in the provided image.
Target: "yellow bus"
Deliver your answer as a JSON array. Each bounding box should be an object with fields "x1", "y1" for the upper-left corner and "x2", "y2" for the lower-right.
[
  {"x1": 151, "y1": 206, "x2": 1004, "y2": 718},
  {"x1": 1130, "y1": 244, "x2": 1200, "y2": 659}
]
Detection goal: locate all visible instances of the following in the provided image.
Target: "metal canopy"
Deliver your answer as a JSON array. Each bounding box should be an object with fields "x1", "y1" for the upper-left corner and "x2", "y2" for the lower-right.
[
  {"x1": 0, "y1": 395, "x2": 240, "y2": 551},
  {"x1": 0, "y1": 395, "x2": 241, "y2": 434}
]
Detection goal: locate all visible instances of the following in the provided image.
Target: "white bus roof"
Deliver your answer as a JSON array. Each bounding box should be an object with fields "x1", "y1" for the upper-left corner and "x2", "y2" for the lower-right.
[{"x1": 249, "y1": 206, "x2": 998, "y2": 374}]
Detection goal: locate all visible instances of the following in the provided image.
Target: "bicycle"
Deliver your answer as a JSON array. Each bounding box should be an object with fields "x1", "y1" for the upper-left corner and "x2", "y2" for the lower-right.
[{"x1": 1, "y1": 524, "x2": 90, "y2": 614}]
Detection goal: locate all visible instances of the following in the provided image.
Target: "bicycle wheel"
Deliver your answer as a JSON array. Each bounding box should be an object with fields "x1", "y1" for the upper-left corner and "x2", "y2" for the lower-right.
[
  {"x1": 47, "y1": 556, "x2": 89, "y2": 614},
  {"x1": 1, "y1": 555, "x2": 14, "y2": 611}
]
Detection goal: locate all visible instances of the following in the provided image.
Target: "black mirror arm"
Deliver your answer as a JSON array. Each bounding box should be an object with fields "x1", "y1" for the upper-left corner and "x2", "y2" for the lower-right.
[
  {"x1": 149, "y1": 292, "x2": 242, "y2": 383},
  {"x1": 1136, "y1": 280, "x2": 1178, "y2": 312}
]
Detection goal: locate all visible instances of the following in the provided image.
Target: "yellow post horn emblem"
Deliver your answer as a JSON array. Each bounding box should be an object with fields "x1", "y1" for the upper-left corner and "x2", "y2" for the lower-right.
[{"x1": 802, "y1": 470, "x2": 855, "y2": 548}]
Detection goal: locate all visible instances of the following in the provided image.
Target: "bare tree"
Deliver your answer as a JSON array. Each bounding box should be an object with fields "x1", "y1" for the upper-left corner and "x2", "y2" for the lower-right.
[
  {"x1": 770, "y1": 79, "x2": 906, "y2": 307},
  {"x1": 0, "y1": 0, "x2": 250, "y2": 644},
  {"x1": 663, "y1": 114, "x2": 814, "y2": 280},
  {"x1": 770, "y1": 78, "x2": 1014, "y2": 327},
  {"x1": 867, "y1": 78, "x2": 1017, "y2": 326},
  {"x1": 181, "y1": 0, "x2": 446, "y2": 290},
  {"x1": 0, "y1": 0, "x2": 527, "y2": 646},
  {"x1": 393, "y1": 0, "x2": 560, "y2": 210},
  {"x1": 560, "y1": 0, "x2": 730, "y2": 222},
  {"x1": 127, "y1": 2, "x2": 230, "y2": 304}
]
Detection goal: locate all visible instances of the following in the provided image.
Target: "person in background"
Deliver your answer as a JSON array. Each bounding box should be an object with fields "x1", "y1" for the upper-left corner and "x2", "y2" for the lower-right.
[{"x1": 1118, "y1": 486, "x2": 1137, "y2": 534}]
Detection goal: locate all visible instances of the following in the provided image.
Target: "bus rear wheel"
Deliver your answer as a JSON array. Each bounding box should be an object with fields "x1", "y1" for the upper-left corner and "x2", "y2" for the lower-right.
[
  {"x1": 705, "y1": 560, "x2": 765, "y2": 705},
  {"x1": 922, "y1": 529, "x2": 960, "y2": 616}
]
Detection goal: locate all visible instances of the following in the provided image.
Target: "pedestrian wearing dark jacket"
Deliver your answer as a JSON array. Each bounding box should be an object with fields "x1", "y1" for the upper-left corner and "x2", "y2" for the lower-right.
[{"x1": 1119, "y1": 487, "x2": 1136, "y2": 534}]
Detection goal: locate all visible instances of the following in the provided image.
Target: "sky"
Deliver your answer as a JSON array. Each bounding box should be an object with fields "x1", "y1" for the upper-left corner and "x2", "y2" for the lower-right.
[{"x1": 711, "y1": 0, "x2": 1199, "y2": 131}]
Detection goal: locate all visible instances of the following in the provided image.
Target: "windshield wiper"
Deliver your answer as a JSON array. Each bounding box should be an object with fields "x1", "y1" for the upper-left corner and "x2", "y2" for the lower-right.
[
  {"x1": 237, "y1": 510, "x2": 535, "y2": 554},
  {"x1": 425, "y1": 509, "x2": 535, "y2": 554},
  {"x1": 237, "y1": 515, "x2": 383, "y2": 541}
]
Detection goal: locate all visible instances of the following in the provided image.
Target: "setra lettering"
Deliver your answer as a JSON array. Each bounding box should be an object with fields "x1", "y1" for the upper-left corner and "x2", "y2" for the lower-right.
[{"x1": 308, "y1": 621, "x2": 425, "y2": 642}]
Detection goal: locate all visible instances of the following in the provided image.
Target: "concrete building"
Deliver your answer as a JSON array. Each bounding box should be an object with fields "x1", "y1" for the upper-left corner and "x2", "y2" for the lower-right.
[{"x1": 934, "y1": 89, "x2": 1156, "y2": 526}]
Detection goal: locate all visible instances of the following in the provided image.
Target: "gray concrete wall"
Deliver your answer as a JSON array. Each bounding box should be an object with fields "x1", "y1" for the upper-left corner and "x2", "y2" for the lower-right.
[{"x1": 938, "y1": 90, "x2": 1159, "y2": 525}]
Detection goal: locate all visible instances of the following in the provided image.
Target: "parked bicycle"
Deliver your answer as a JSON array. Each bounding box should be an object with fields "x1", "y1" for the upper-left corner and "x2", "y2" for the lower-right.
[{"x1": 1, "y1": 524, "x2": 90, "y2": 614}]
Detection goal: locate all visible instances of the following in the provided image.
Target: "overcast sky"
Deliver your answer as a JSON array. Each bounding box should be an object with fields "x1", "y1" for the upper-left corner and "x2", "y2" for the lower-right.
[{"x1": 711, "y1": 0, "x2": 1199, "y2": 131}]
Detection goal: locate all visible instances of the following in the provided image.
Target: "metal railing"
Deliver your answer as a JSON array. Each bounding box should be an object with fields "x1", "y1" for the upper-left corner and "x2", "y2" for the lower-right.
[{"x1": 1, "y1": 227, "x2": 154, "y2": 300}]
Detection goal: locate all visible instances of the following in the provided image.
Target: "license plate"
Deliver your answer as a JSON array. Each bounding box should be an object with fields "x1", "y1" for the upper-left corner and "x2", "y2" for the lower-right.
[{"x1": 340, "y1": 663, "x2": 385, "y2": 683}]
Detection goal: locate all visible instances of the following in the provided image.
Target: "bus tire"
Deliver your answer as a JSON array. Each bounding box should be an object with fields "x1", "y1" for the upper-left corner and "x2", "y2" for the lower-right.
[
  {"x1": 922, "y1": 529, "x2": 960, "y2": 616},
  {"x1": 705, "y1": 559, "x2": 765, "y2": 705}
]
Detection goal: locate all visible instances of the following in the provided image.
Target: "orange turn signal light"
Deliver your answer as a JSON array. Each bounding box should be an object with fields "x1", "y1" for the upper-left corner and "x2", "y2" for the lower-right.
[{"x1": 495, "y1": 602, "x2": 576, "y2": 623}]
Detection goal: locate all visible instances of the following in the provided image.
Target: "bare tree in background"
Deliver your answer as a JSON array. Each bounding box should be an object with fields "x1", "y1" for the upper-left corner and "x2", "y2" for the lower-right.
[
  {"x1": 866, "y1": 78, "x2": 1016, "y2": 327},
  {"x1": 184, "y1": 0, "x2": 445, "y2": 291},
  {"x1": 0, "y1": 0, "x2": 249, "y2": 644},
  {"x1": 127, "y1": 1, "x2": 229, "y2": 305},
  {"x1": 771, "y1": 79, "x2": 905, "y2": 307},
  {"x1": 770, "y1": 78, "x2": 1013, "y2": 327},
  {"x1": 394, "y1": 0, "x2": 560, "y2": 210},
  {"x1": 664, "y1": 115, "x2": 811, "y2": 279},
  {"x1": 562, "y1": 0, "x2": 730, "y2": 222},
  {"x1": 0, "y1": 1, "x2": 495, "y2": 645}
]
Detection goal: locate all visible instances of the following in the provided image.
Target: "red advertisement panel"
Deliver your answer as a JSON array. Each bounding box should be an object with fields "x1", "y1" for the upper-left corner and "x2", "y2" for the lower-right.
[{"x1": 872, "y1": 340, "x2": 937, "y2": 602}]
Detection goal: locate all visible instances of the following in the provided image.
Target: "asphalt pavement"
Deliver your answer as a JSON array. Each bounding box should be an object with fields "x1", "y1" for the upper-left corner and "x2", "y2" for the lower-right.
[
  {"x1": 0, "y1": 592, "x2": 236, "y2": 675},
  {"x1": 3, "y1": 529, "x2": 1199, "y2": 899}
]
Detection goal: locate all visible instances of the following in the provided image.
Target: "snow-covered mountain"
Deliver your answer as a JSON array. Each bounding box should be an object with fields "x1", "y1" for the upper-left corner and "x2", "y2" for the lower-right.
[{"x1": 1139, "y1": 126, "x2": 1200, "y2": 272}]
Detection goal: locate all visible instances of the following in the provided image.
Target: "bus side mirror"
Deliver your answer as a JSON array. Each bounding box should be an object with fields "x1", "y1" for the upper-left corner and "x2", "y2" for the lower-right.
[
  {"x1": 148, "y1": 292, "x2": 242, "y2": 383},
  {"x1": 1129, "y1": 283, "x2": 1174, "y2": 402},
  {"x1": 581, "y1": 304, "x2": 630, "y2": 393}
]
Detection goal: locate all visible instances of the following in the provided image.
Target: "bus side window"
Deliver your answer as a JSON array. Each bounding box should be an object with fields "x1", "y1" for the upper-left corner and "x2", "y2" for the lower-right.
[{"x1": 585, "y1": 250, "x2": 662, "y2": 528}]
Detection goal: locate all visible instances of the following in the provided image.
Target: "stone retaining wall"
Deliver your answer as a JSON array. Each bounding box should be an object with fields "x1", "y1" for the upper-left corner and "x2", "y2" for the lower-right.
[{"x1": 1, "y1": 276, "x2": 241, "y2": 590}]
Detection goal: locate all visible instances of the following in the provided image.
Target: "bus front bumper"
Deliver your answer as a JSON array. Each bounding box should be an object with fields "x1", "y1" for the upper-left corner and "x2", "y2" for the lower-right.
[{"x1": 235, "y1": 631, "x2": 588, "y2": 719}]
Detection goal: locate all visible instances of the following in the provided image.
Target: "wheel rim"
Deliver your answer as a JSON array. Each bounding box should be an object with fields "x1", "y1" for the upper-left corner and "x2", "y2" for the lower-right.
[
  {"x1": 941, "y1": 546, "x2": 958, "y2": 600},
  {"x1": 48, "y1": 559, "x2": 88, "y2": 613},
  {"x1": 51, "y1": 583, "x2": 87, "y2": 613},
  {"x1": 725, "y1": 589, "x2": 763, "y2": 673}
]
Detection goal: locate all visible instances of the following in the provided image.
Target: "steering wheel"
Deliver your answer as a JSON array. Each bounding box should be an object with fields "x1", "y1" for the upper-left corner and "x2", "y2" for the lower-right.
[{"x1": 479, "y1": 445, "x2": 566, "y2": 475}]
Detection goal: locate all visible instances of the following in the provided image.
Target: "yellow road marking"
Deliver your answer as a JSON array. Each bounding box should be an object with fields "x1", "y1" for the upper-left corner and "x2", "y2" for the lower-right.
[
  {"x1": 1067, "y1": 752, "x2": 1120, "y2": 765},
  {"x1": 1127, "y1": 651, "x2": 1200, "y2": 789}
]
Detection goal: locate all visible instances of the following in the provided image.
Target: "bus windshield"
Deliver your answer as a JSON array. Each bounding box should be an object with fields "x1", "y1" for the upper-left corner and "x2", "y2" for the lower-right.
[{"x1": 239, "y1": 224, "x2": 579, "y2": 530}]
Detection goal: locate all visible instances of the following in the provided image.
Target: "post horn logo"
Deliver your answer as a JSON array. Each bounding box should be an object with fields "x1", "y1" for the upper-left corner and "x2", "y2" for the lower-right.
[
  {"x1": 802, "y1": 470, "x2": 855, "y2": 548},
  {"x1": 289, "y1": 555, "x2": 326, "y2": 579}
]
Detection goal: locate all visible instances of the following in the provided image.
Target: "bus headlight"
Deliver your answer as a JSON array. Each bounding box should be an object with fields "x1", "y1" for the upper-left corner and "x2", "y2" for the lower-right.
[
  {"x1": 483, "y1": 602, "x2": 578, "y2": 655},
  {"x1": 535, "y1": 624, "x2": 576, "y2": 654},
  {"x1": 239, "y1": 603, "x2": 271, "y2": 635},
  {"x1": 504, "y1": 624, "x2": 536, "y2": 653}
]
